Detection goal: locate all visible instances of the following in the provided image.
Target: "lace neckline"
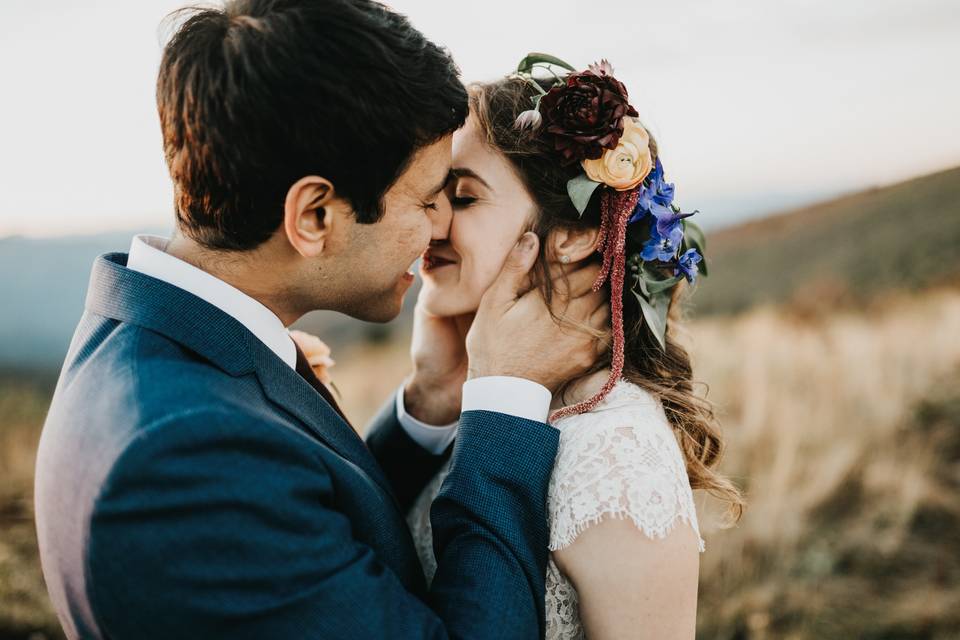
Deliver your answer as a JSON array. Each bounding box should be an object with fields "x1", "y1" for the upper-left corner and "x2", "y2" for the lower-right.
[{"x1": 552, "y1": 378, "x2": 658, "y2": 427}]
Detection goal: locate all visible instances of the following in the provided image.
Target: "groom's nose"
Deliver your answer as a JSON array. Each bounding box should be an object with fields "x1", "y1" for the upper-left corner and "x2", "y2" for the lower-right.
[{"x1": 428, "y1": 192, "x2": 453, "y2": 241}]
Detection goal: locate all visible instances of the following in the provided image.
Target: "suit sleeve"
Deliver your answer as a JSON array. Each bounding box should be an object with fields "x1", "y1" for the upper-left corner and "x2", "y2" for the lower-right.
[
  {"x1": 87, "y1": 406, "x2": 558, "y2": 639},
  {"x1": 365, "y1": 391, "x2": 453, "y2": 513}
]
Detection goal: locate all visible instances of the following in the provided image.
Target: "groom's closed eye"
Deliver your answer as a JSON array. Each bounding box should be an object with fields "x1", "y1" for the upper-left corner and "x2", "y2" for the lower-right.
[{"x1": 420, "y1": 171, "x2": 455, "y2": 211}]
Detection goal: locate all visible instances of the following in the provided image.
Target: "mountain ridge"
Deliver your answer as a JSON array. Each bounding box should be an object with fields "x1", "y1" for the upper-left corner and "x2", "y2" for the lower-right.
[{"x1": 2, "y1": 166, "x2": 957, "y2": 368}]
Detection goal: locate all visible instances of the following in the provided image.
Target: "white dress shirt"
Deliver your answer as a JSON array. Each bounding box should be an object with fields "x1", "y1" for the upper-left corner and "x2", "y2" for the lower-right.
[
  {"x1": 126, "y1": 235, "x2": 552, "y2": 454},
  {"x1": 128, "y1": 235, "x2": 298, "y2": 367},
  {"x1": 395, "y1": 375, "x2": 554, "y2": 453}
]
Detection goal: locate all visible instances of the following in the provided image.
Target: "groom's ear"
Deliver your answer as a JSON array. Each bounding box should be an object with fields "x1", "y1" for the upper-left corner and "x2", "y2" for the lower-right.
[{"x1": 283, "y1": 176, "x2": 348, "y2": 258}]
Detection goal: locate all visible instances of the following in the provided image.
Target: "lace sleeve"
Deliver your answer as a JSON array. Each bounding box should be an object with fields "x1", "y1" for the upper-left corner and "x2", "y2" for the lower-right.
[{"x1": 548, "y1": 390, "x2": 705, "y2": 553}]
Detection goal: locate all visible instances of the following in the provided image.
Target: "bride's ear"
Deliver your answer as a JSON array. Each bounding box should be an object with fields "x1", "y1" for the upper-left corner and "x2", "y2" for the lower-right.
[
  {"x1": 547, "y1": 226, "x2": 602, "y2": 265},
  {"x1": 283, "y1": 176, "x2": 349, "y2": 258}
]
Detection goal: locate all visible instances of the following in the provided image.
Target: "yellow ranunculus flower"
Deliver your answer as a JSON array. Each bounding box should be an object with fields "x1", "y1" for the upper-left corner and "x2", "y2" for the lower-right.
[{"x1": 581, "y1": 118, "x2": 653, "y2": 191}]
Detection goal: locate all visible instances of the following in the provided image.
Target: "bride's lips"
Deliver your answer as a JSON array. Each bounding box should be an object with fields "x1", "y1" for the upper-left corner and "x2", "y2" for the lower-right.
[{"x1": 420, "y1": 248, "x2": 458, "y2": 273}]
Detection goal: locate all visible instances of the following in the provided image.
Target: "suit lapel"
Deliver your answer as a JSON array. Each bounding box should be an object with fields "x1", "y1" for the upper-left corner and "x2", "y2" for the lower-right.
[
  {"x1": 85, "y1": 252, "x2": 396, "y2": 502},
  {"x1": 247, "y1": 334, "x2": 395, "y2": 500}
]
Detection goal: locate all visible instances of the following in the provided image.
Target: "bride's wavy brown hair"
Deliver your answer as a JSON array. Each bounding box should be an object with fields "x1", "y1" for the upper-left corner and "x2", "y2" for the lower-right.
[{"x1": 470, "y1": 77, "x2": 744, "y2": 522}]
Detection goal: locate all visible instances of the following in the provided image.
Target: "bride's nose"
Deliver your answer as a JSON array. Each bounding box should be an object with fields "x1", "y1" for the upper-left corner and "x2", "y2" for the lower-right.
[{"x1": 429, "y1": 191, "x2": 454, "y2": 241}]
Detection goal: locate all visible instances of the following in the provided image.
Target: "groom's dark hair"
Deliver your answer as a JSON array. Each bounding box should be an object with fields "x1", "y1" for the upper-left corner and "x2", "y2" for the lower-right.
[{"x1": 157, "y1": 0, "x2": 468, "y2": 250}]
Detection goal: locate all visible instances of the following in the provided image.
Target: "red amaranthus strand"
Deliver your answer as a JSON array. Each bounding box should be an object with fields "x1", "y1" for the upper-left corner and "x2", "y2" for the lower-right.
[{"x1": 549, "y1": 187, "x2": 639, "y2": 424}]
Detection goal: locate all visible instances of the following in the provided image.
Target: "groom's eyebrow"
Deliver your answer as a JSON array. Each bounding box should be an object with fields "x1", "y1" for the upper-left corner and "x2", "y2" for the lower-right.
[{"x1": 426, "y1": 170, "x2": 453, "y2": 198}]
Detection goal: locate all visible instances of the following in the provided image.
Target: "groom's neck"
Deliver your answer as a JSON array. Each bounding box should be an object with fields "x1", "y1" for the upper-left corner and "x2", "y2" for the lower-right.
[{"x1": 165, "y1": 234, "x2": 301, "y2": 327}]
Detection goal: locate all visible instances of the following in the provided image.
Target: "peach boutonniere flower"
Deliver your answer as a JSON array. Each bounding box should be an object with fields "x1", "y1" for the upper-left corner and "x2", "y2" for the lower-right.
[
  {"x1": 581, "y1": 117, "x2": 653, "y2": 191},
  {"x1": 289, "y1": 330, "x2": 336, "y2": 386}
]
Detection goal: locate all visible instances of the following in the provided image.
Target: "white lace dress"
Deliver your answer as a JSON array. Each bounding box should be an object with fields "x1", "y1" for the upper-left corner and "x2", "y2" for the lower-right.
[{"x1": 407, "y1": 379, "x2": 705, "y2": 639}]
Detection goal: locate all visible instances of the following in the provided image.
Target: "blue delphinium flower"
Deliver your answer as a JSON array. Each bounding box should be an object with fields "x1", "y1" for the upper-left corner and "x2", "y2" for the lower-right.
[
  {"x1": 628, "y1": 189, "x2": 653, "y2": 225},
  {"x1": 675, "y1": 248, "x2": 703, "y2": 283},
  {"x1": 632, "y1": 158, "x2": 698, "y2": 264},
  {"x1": 629, "y1": 158, "x2": 675, "y2": 225},
  {"x1": 641, "y1": 219, "x2": 684, "y2": 262},
  {"x1": 648, "y1": 159, "x2": 675, "y2": 206},
  {"x1": 640, "y1": 206, "x2": 694, "y2": 263},
  {"x1": 652, "y1": 207, "x2": 695, "y2": 239}
]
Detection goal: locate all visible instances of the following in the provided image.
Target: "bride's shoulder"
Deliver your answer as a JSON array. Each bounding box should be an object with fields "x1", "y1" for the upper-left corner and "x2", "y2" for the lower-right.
[
  {"x1": 552, "y1": 378, "x2": 673, "y2": 439},
  {"x1": 548, "y1": 378, "x2": 704, "y2": 552},
  {"x1": 551, "y1": 379, "x2": 681, "y2": 471}
]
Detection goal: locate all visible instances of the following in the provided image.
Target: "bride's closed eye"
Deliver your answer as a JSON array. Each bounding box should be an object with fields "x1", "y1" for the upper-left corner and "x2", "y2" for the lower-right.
[{"x1": 451, "y1": 195, "x2": 477, "y2": 208}]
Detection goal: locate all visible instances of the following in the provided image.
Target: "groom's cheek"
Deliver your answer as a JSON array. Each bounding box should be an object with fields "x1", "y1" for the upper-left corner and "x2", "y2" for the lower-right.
[{"x1": 398, "y1": 217, "x2": 433, "y2": 262}]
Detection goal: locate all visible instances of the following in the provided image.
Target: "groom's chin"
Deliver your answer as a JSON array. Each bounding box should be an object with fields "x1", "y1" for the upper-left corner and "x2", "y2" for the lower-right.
[
  {"x1": 353, "y1": 304, "x2": 402, "y2": 324},
  {"x1": 332, "y1": 271, "x2": 414, "y2": 323},
  {"x1": 340, "y1": 291, "x2": 405, "y2": 324}
]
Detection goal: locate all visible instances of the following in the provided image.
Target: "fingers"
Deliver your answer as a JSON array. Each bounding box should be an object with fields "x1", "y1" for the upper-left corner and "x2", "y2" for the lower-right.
[
  {"x1": 589, "y1": 301, "x2": 611, "y2": 332},
  {"x1": 480, "y1": 232, "x2": 540, "y2": 310},
  {"x1": 550, "y1": 281, "x2": 605, "y2": 325},
  {"x1": 552, "y1": 262, "x2": 601, "y2": 300},
  {"x1": 590, "y1": 303, "x2": 612, "y2": 356}
]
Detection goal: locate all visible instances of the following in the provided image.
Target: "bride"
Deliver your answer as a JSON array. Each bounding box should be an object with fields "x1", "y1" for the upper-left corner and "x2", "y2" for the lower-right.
[
  {"x1": 296, "y1": 54, "x2": 744, "y2": 639},
  {"x1": 403, "y1": 56, "x2": 744, "y2": 639}
]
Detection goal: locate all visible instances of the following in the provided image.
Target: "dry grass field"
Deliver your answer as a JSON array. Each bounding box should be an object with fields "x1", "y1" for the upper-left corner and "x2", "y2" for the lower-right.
[
  {"x1": 689, "y1": 290, "x2": 960, "y2": 639},
  {"x1": 332, "y1": 288, "x2": 960, "y2": 639},
  {"x1": 2, "y1": 163, "x2": 958, "y2": 638},
  {"x1": 2, "y1": 288, "x2": 958, "y2": 639}
]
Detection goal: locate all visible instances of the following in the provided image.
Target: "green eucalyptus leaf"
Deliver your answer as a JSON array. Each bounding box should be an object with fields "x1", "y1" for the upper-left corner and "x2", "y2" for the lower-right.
[
  {"x1": 646, "y1": 274, "x2": 684, "y2": 294},
  {"x1": 632, "y1": 272, "x2": 650, "y2": 298},
  {"x1": 517, "y1": 52, "x2": 577, "y2": 75},
  {"x1": 567, "y1": 174, "x2": 602, "y2": 217},
  {"x1": 634, "y1": 290, "x2": 670, "y2": 351},
  {"x1": 683, "y1": 219, "x2": 706, "y2": 251},
  {"x1": 640, "y1": 263, "x2": 683, "y2": 294}
]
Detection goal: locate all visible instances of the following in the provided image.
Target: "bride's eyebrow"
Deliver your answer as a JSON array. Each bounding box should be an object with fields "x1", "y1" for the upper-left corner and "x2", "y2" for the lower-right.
[{"x1": 450, "y1": 167, "x2": 491, "y2": 191}]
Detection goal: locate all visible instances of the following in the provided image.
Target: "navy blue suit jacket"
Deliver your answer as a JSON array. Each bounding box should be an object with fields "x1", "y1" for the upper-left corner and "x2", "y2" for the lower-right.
[{"x1": 34, "y1": 253, "x2": 559, "y2": 639}]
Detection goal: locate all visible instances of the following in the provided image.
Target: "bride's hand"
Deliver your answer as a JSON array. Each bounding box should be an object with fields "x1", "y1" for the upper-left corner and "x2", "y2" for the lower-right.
[{"x1": 403, "y1": 299, "x2": 471, "y2": 425}]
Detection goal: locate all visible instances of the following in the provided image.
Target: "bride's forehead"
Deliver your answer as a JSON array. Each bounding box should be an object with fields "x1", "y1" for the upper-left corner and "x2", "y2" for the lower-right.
[
  {"x1": 452, "y1": 115, "x2": 486, "y2": 154},
  {"x1": 452, "y1": 125, "x2": 507, "y2": 180}
]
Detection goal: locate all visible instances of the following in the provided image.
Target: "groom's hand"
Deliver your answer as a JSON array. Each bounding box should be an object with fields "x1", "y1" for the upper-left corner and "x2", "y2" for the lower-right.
[
  {"x1": 404, "y1": 301, "x2": 470, "y2": 426},
  {"x1": 467, "y1": 232, "x2": 609, "y2": 394}
]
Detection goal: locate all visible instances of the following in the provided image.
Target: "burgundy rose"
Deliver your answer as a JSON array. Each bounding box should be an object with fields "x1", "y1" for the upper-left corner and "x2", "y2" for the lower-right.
[{"x1": 538, "y1": 66, "x2": 639, "y2": 165}]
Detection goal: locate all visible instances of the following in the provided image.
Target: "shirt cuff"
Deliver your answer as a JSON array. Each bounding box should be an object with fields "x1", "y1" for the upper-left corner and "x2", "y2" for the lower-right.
[
  {"x1": 395, "y1": 387, "x2": 459, "y2": 455},
  {"x1": 462, "y1": 376, "x2": 553, "y2": 425}
]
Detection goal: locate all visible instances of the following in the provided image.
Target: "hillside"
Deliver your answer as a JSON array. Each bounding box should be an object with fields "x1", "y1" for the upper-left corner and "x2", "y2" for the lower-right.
[
  {"x1": 692, "y1": 166, "x2": 960, "y2": 316},
  {"x1": 2, "y1": 167, "x2": 959, "y2": 637},
  {"x1": 0, "y1": 231, "x2": 412, "y2": 370},
  {"x1": 1, "y1": 166, "x2": 957, "y2": 370}
]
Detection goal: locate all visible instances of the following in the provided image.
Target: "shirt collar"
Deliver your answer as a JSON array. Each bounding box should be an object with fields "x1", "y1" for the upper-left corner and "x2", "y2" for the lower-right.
[{"x1": 126, "y1": 234, "x2": 298, "y2": 369}]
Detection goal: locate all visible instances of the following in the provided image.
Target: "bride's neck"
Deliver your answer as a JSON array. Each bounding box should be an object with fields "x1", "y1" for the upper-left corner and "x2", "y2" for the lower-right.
[{"x1": 549, "y1": 368, "x2": 611, "y2": 412}]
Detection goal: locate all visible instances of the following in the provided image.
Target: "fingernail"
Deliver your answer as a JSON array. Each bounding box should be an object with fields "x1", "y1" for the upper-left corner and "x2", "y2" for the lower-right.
[{"x1": 517, "y1": 232, "x2": 536, "y2": 253}]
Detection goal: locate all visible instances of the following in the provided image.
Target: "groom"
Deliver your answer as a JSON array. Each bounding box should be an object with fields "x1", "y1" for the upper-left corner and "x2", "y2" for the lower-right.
[{"x1": 34, "y1": 1, "x2": 606, "y2": 639}]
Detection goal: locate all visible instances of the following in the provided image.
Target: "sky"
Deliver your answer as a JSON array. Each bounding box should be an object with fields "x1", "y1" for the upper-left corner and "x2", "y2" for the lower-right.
[{"x1": 1, "y1": 0, "x2": 958, "y2": 238}]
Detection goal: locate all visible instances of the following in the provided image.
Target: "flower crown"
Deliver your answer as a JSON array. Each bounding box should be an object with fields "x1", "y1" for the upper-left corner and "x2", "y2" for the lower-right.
[{"x1": 509, "y1": 53, "x2": 708, "y2": 422}]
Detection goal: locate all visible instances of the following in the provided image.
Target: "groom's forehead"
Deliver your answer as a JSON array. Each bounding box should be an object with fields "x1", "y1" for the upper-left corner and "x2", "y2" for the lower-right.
[{"x1": 396, "y1": 137, "x2": 453, "y2": 198}]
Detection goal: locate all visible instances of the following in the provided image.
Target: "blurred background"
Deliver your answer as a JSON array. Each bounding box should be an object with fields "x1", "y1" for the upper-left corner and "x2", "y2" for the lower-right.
[{"x1": 2, "y1": 1, "x2": 959, "y2": 638}]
